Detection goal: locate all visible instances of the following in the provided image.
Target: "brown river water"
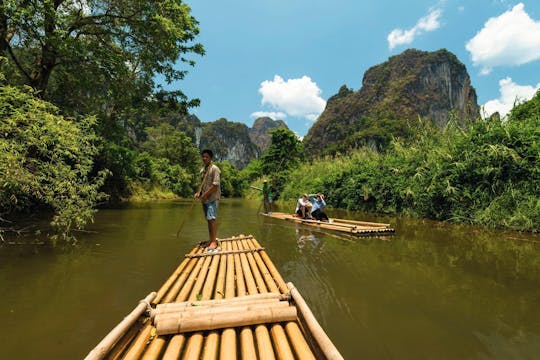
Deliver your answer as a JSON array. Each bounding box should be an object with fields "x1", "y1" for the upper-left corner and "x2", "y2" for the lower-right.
[{"x1": 1, "y1": 198, "x2": 539, "y2": 359}]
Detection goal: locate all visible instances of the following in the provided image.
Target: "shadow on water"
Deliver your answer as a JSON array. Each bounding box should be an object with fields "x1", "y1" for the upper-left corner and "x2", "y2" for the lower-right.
[{"x1": 1, "y1": 198, "x2": 539, "y2": 359}]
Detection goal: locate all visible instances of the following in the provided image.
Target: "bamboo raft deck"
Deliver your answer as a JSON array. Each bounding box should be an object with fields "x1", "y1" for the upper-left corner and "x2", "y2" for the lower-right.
[
  {"x1": 260, "y1": 212, "x2": 395, "y2": 236},
  {"x1": 85, "y1": 234, "x2": 343, "y2": 360}
]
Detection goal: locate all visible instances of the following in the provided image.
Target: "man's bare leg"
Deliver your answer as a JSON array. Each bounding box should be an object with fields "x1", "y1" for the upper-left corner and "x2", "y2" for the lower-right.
[{"x1": 207, "y1": 219, "x2": 218, "y2": 249}]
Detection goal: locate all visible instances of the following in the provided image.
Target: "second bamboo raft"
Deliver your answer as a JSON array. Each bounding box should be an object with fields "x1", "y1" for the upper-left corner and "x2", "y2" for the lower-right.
[{"x1": 261, "y1": 211, "x2": 395, "y2": 235}]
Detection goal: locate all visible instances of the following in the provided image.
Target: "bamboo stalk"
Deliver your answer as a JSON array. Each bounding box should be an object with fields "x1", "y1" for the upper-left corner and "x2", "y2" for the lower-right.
[
  {"x1": 221, "y1": 241, "x2": 237, "y2": 360},
  {"x1": 255, "y1": 325, "x2": 276, "y2": 360},
  {"x1": 251, "y1": 238, "x2": 289, "y2": 294},
  {"x1": 240, "y1": 327, "x2": 257, "y2": 359},
  {"x1": 161, "y1": 335, "x2": 186, "y2": 360},
  {"x1": 182, "y1": 333, "x2": 204, "y2": 360},
  {"x1": 175, "y1": 254, "x2": 207, "y2": 302},
  {"x1": 156, "y1": 306, "x2": 297, "y2": 335},
  {"x1": 240, "y1": 239, "x2": 268, "y2": 293},
  {"x1": 107, "y1": 321, "x2": 144, "y2": 360},
  {"x1": 287, "y1": 283, "x2": 344, "y2": 360},
  {"x1": 233, "y1": 240, "x2": 247, "y2": 296},
  {"x1": 246, "y1": 238, "x2": 279, "y2": 293},
  {"x1": 84, "y1": 292, "x2": 156, "y2": 360},
  {"x1": 122, "y1": 323, "x2": 153, "y2": 360},
  {"x1": 270, "y1": 324, "x2": 295, "y2": 360},
  {"x1": 140, "y1": 336, "x2": 166, "y2": 360},
  {"x1": 185, "y1": 247, "x2": 265, "y2": 258},
  {"x1": 162, "y1": 254, "x2": 201, "y2": 303},
  {"x1": 201, "y1": 332, "x2": 220, "y2": 360},
  {"x1": 154, "y1": 301, "x2": 291, "y2": 325},
  {"x1": 331, "y1": 218, "x2": 390, "y2": 227},
  {"x1": 154, "y1": 247, "x2": 199, "y2": 304},
  {"x1": 284, "y1": 322, "x2": 316, "y2": 360},
  {"x1": 153, "y1": 297, "x2": 285, "y2": 318},
  {"x1": 188, "y1": 255, "x2": 213, "y2": 301},
  {"x1": 220, "y1": 328, "x2": 236, "y2": 360}
]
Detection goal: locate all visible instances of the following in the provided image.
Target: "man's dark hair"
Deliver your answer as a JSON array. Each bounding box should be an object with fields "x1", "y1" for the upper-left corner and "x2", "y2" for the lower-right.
[{"x1": 201, "y1": 149, "x2": 213, "y2": 158}]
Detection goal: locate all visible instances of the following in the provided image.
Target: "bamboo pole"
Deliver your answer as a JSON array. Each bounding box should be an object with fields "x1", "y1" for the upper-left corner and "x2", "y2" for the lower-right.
[
  {"x1": 157, "y1": 306, "x2": 297, "y2": 335},
  {"x1": 107, "y1": 321, "x2": 144, "y2": 360},
  {"x1": 154, "y1": 297, "x2": 285, "y2": 318},
  {"x1": 241, "y1": 239, "x2": 268, "y2": 293},
  {"x1": 251, "y1": 238, "x2": 289, "y2": 294},
  {"x1": 270, "y1": 324, "x2": 295, "y2": 360},
  {"x1": 243, "y1": 238, "x2": 295, "y2": 360},
  {"x1": 331, "y1": 218, "x2": 390, "y2": 227},
  {"x1": 122, "y1": 323, "x2": 153, "y2": 360},
  {"x1": 154, "y1": 301, "x2": 291, "y2": 325},
  {"x1": 154, "y1": 247, "x2": 199, "y2": 304},
  {"x1": 287, "y1": 282, "x2": 344, "y2": 360},
  {"x1": 156, "y1": 292, "x2": 283, "y2": 310},
  {"x1": 84, "y1": 292, "x2": 156, "y2": 360},
  {"x1": 175, "y1": 254, "x2": 207, "y2": 302},
  {"x1": 284, "y1": 322, "x2": 316, "y2": 360},
  {"x1": 140, "y1": 336, "x2": 166, "y2": 360},
  {"x1": 201, "y1": 332, "x2": 220, "y2": 360},
  {"x1": 182, "y1": 333, "x2": 204, "y2": 360},
  {"x1": 233, "y1": 240, "x2": 247, "y2": 297},
  {"x1": 217, "y1": 234, "x2": 254, "y2": 242},
  {"x1": 255, "y1": 325, "x2": 276, "y2": 360},
  {"x1": 185, "y1": 247, "x2": 265, "y2": 258},
  {"x1": 161, "y1": 335, "x2": 186, "y2": 360},
  {"x1": 246, "y1": 238, "x2": 279, "y2": 293},
  {"x1": 240, "y1": 327, "x2": 257, "y2": 359},
  {"x1": 162, "y1": 254, "x2": 201, "y2": 303},
  {"x1": 220, "y1": 241, "x2": 237, "y2": 360}
]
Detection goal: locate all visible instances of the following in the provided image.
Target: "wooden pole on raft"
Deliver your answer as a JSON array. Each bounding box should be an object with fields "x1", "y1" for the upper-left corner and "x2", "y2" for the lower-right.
[
  {"x1": 155, "y1": 306, "x2": 297, "y2": 335},
  {"x1": 84, "y1": 292, "x2": 156, "y2": 360},
  {"x1": 243, "y1": 237, "x2": 307, "y2": 359},
  {"x1": 287, "y1": 282, "x2": 344, "y2": 360}
]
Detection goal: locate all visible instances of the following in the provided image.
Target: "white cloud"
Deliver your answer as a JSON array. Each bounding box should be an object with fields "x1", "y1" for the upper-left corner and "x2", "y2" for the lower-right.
[
  {"x1": 482, "y1": 77, "x2": 540, "y2": 118},
  {"x1": 466, "y1": 3, "x2": 540, "y2": 75},
  {"x1": 250, "y1": 111, "x2": 287, "y2": 119},
  {"x1": 256, "y1": 75, "x2": 326, "y2": 121},
  {"x1": 388, "y1": 8, "x2": 442, "y2": 49}
]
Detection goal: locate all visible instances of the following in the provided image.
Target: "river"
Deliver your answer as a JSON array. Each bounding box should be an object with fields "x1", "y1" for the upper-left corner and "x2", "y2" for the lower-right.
[{"x1": 1, "y1": 199, "x2": 539, "y2": 359}]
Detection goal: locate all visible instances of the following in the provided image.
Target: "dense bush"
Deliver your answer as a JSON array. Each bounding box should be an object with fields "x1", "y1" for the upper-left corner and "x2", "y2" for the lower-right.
[{"x1": 0, "y1": 85, "x2": 108, "y2": 239}]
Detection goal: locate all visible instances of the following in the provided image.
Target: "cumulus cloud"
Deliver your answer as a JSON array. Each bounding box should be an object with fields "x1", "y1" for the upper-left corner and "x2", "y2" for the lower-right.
[
  {"x1": 388, "y1": 8, "x2": 442, "y2": 49},
  {"x1": 466, "y1": 3, "x2": 540, "y2": 75},
  {"x1": 482, "y1": 77, "x2": 540, "y2": 118},
  {"x1": 256, "y1": 75, "x2": 326, "y2": 121},
  {"x1": 250, "y1": 111, "x2": 287, "y2": 119}
]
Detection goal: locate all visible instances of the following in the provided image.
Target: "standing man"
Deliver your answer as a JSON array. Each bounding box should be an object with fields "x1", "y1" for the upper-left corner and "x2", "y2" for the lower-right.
[
  {"x1": 194, "y1": 149, "x2": 221, "y2": 252},
  {"x1": 262, "y1": 179, "x2": 273, "y2": 214}
]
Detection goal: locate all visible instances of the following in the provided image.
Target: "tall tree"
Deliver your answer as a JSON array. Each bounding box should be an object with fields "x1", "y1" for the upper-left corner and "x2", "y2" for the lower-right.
[{"x1": 0, "y1": 0, "x2": 203, "y2": 111}]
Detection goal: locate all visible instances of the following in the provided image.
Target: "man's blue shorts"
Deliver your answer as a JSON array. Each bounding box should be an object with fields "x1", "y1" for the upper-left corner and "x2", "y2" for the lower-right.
[{"x1": 202, "y1": 200, "x2": 218, "y2": 220}]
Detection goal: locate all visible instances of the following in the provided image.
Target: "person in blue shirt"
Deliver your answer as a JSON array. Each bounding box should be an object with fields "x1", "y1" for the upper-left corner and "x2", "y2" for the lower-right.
[{"x1": 309, "y1": 193, "x2": 329, "y2": 221}]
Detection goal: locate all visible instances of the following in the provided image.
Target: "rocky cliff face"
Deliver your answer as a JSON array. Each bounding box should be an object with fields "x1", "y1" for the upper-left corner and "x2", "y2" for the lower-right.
[
  {"x1": 249, "y1": 117, "x2": 289, "y2": 152},
  {"x1": 304, "y1": 48, "x2": 480, "y2": 154},
  {"x1": 178, "y1": 116, "x2": 283, "y2": 169}
]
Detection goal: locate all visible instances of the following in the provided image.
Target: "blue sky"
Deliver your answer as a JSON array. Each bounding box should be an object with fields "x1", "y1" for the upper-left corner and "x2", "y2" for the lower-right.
[{"x1": 174, "y1": 0, "x2": 540, "y2": 136}]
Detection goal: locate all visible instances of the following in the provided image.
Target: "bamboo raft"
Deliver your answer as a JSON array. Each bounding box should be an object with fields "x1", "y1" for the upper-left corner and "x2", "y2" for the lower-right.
[
  {"x1": 85, "y1": 235, "x2": 343, "y2": 360},
  {"x1": 260, "y1": 212, "x2": 395, "y2": 236}
]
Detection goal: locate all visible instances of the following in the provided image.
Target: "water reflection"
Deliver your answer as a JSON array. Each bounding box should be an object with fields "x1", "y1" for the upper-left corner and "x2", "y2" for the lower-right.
[{"x1": 0, "y1": 199, "x2": 539, "y2": 360}]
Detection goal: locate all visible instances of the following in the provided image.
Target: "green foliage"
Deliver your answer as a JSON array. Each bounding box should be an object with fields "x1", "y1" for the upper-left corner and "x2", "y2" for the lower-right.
[
  {"x1": 216, "y1": 161, "x2": 242, "y2": 197},
  {"x1": 142, "y1": 123, "x2": 199, "y2": 173},
  {"x1": 280, "y1": 94, "x2": 540, "y2": 232},
  {"x1": 0, "y1": 85, "x2": 108, "y2": 239}
]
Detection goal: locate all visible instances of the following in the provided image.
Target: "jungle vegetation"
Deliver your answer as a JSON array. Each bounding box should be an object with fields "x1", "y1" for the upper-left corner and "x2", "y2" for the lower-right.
[{"x1": 1, "y1": 1, "x2": 538, "y2": 240}]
